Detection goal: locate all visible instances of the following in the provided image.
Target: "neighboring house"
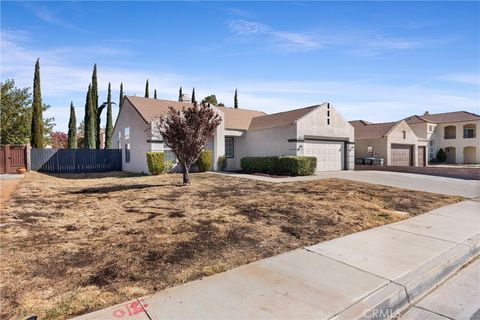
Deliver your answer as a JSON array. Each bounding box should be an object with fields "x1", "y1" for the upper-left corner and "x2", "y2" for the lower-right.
[
  {"x1": 350, "y1": 120, "x2": 425, "y2": 166},
  {"x1": 350, "y1": 111, "x2": 480, "y2": 166},
  {"x1": 112, "y1": 96, "x2": 355, "y2": 174},
  {"x1": 404, "y1": 111, "x2": 480, "y2": 164}
]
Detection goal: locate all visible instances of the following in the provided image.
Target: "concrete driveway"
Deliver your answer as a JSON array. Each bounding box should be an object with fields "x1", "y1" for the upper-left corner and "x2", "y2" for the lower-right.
[{"x1": 218, "y1": 170, "x2": 480, "y2": 198}]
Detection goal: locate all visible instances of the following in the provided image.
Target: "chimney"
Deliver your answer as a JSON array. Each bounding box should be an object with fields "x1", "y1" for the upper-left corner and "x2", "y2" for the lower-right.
[
  {"x1": 179, "y1": 93, "x2": 190, "y2": 102},
  {"x1": 424, "y1": 111, "x2": 430, "y2": 115}
]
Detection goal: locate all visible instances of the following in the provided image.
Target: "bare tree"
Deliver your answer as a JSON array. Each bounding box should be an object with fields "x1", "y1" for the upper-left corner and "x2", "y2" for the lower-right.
[{"x1": 155, "y1": 103, "x2": 222, "y2": 184}]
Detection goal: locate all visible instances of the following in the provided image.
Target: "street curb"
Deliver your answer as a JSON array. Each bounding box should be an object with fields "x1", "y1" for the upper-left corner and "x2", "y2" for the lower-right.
[{"x1": 332, "y1": 235, "x2": 479, "y2": 320}]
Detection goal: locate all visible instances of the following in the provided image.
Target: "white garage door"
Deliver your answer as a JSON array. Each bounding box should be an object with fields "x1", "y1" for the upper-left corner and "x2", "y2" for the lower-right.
[{"x1": 304, "y1": 141, "x2": 344, "y2": 171}]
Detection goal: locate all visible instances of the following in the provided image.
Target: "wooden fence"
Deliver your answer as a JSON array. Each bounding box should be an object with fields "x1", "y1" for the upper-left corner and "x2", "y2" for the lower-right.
[
  {"x1": 0, "y1": 145, "x2": 27, "y2": 174},
  {"x1": 31, "y1": 149, "x2": 122, "y2": 173}
]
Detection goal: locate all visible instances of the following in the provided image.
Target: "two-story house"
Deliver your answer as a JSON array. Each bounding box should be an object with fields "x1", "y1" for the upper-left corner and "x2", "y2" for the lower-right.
[{"x1": 404, "y1": 111, "x2": 479, "y2": 164}]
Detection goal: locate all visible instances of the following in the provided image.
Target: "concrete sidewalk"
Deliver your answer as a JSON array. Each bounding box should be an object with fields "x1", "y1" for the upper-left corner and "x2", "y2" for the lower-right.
[
  {"x1": 75, "y1": 200, "x2": 479, "y2": 320},
  {"x1": 215, "y1": 170, "x2": 480, "y2": 198},
  {"x1": 400, "y1": 258, "x2": 479, "y2": 320}
]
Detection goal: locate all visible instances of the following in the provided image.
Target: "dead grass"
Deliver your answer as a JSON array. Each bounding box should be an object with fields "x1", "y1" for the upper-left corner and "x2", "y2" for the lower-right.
[{"x1": 0, "y1": 172, "x2": 462, "y2": 319}]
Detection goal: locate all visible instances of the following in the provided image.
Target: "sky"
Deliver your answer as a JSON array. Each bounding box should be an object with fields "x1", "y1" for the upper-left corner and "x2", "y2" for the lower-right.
[{"x1": 1, "y1": 1, "x2": 479, "y2": 132}]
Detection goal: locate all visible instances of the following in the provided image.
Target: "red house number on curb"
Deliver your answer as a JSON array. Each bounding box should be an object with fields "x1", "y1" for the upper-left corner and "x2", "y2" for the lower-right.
[{"x1": 112, "y1": 300, "x2": 148, "y2": 318}]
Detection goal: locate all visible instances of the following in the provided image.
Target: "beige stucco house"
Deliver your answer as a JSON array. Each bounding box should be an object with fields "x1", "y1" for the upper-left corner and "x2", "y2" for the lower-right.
[
  {"x1": 350, "y1": 120, "x2": 426, "y2": 166},
  {"x1": 350, "y1": 111, "x2": 480, "y2": 166},
  {"x1": 404, "y1": 111, "x2": 480, "y2": 164},
  {"x1": 112, "y1": 96, "x2": 355, "y2": 174}
]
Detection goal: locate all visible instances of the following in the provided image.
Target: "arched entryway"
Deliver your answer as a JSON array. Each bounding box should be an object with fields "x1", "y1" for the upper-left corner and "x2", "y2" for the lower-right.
[
  {"x1": 445, "y1": 147, "x2": 456, "y2": 163},
  {"x1": 463, "y1": 146, "x2": 477, "y2": 163}
]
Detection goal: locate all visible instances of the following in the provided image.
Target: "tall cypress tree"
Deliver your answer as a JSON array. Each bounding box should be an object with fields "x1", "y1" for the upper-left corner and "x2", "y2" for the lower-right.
[
  {"x1": 91, "y1": 64, "x2": 100, "y2": 148},
  {"x1": 84, "y1": 85, "x2": 96, "y2": 149},
  {"x1": 119, "y1": 82, "x2": 124, "y2": 109},
  {"x1": 67, "y1": 102, "x2": 77, "y2": 149},
  {"x1": 234, "y1": 88, "x2": 238, "y2": 109},
  {"x1": 191, "y1": 87, "x2": 196, "y2": 103},
  {"x1": 145, "y1": 79, "x2": 149, "y2": 98},
  {"x1": 105, "y1": 83, "x2": 113, "y2": 149},
  {"x1": 30, "y1": 58, "x2": 44, "y2": 148},
  {"x1": 178, "y1": 87, "x2": 182, "y2": 101},
  {"x1": 154, "y1": 89, "x2": 157, "y2": 99}
]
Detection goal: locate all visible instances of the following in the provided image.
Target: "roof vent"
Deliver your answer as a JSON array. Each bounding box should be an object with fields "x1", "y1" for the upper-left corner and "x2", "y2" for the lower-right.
[
  {"x1": 179, "y1": 93, "x2": 190, "y2": 102},
  {"x1": 424, "y1": 111, "x2": 430, "y2": 115}
]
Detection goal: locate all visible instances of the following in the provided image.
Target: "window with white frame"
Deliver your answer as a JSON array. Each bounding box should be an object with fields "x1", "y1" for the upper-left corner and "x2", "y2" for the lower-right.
[
  {"x1": 429, "y1": 140, "x2": 435, "y2": 160},
  {"x1": 225, "y1": 137, "x2": 234, "y2": 158},
  {"x1": 124, "y1": 127, "x2": 130, "y2": 139},
  {"x1": 164, "y1": 149, "x2": 177, "y2": 162},
  {"x1": 117, "y1": 131, "x2": 121, "y2": 149},
  {"x1": 125, "y1": 144, "x2": 131, "y2": 163},
  {"x1": 367, "y1": 145, "x2": 373, "y2": 153}
]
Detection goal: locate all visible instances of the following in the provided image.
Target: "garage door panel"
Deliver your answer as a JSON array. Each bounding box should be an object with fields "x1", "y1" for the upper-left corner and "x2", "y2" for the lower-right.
[
  {"x1": 304, "y1": 141, "x2": 343, "y2": 171},
  {"x1": 391, "y1": 144, "x2": 412, "y2": 166}
]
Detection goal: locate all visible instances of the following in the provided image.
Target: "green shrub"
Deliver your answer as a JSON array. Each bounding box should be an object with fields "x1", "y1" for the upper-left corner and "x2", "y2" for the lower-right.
[
  {"x1": 195, "y1": 150, "x2": 212, "y2": 172},
  {"x1": 436, "y1": 148, "x2": 447, "y2": 163},
  {"x1": 241, "y1": 156, "x2": 278, "y2": 173},
  {"x1": 276, "y1": 156, "x2": 317, "y2": 176},
  {"x1": 146, "y1": 152, "x2": 165, "y2": 175},
  {"x1": 217, "y1": 155, "x2": 227, "y2": 171},
  {"x1": 240, "y1": 156, "x2": 317, "y2": 176},
  {"x1": 164, "y1": 160, "x2": 175, "y2": 173}
]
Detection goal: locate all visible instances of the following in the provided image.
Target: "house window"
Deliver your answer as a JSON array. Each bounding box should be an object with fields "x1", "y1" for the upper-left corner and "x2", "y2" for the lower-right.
[
  {"x1": 125, "y1": 144, "x2": 130, "y2": 163},
  {"x1": 117, "y1": 131, "x2": 121, "y2": 149},
  {"x1": 402, "y1": 131, "x2": 406, "y2": 139},
  {"x1": 367, "y1": 145, "x2": 373, "y2": 153},
  {"x1": 429, "y1": 140, "x2": 435, "y2": 160},
  {"x1": 164, "y1": 149, "x2": 177, "y2": 162},
  {"x1": 225, "y1": 137, "x2": 234, "y2": 158},
  {"x1": 429, "y1": 125, "x2": 434, "y2": 132},
  {"x1": 327, "y1": 110, "x2": 330, "y2": 117},
  {"x1": 327, "y1": 118, "x2": 330, "y2": 125},
  {"x1": 124, "y1": 127, "x2": 130, "y2": 139},
  {"x1": 463, "y1": 124, "x2": 476, "y2": 138}
]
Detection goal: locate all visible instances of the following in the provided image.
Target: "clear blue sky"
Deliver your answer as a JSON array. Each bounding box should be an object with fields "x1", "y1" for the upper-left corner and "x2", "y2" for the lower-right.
[{"x1": 1, "y1": 1, "x2": 479, "y2": 132}]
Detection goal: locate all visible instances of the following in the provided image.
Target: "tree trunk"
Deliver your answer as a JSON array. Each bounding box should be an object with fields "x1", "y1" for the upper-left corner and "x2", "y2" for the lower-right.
[{"x1": 182, "y1": 163, "x2": 190, "y2": 185}]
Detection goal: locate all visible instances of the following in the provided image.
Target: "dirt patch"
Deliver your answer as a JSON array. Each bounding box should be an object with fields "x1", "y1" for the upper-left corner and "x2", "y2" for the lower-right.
[
  {"x1": 0, "y1": 176, "x2": 24, "y2": 209},
  {"x1": 0, "y1": 172, "x2": 462, "y2": 319}
]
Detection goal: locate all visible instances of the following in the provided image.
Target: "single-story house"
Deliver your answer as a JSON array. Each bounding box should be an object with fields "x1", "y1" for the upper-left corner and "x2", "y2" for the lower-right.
[
  {"x1": 404, "y1": 111, "x2": 479, "y2": 164},
  {"x1": 112, "y1": 96, "x2": 355, "y2": 174},
  {"x1": 350, "y1": 120, "x2": 426, "y2": 166}
]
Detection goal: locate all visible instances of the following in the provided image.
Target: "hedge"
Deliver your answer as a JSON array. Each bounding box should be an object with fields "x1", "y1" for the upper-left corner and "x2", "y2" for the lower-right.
[
  {"x1": 195, "y1": 150, "x2": 212, "y2": 172},
  {"x1": 146, "y1": 152, "x2": 165, "y2": 175},
  {"x1": 240, "y1": 156, "x2": 317, "y2": 176}
]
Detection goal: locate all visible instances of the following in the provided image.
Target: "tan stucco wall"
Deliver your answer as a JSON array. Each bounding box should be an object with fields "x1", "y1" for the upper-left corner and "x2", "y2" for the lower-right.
[
  {"x1": 226, "y1": 125, "x2": 297, "y2": 170},
  {"x1": 354, "y1": 138, "x2": 389, "y2": 160},
  {"x1": 112, "y1": 99, "x2": 151, "y2": 174},
  {"x1": 430, "y1": 120, "x2": 480, "y2": 163},
  {"x1": 296, "y1": 104, "x2": 355, "y2": 141},
  {"x1": 386, "y1": 120, "x2": 421, "y2": 166}
]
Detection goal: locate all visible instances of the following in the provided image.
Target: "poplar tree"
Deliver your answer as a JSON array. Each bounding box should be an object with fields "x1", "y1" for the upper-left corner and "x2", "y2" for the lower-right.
[
  {"x1": 67, "y1": 102, "x2": 77, "y2": 149},
  {"x1": 178, "y1": 87, "x2": 182, "y2": 101},
  {"x1": 30, "y1": 58, "x2": 44, "y2": 148},
  {"x1": 145, "y1": 79, "x2": 149, "y2": 98},
  {"x1": 105, "y1": 83, "x2": 113, "y2": 149},
  {"x1": 84, "y1": 85, "x2": 96, "y2": 149},
  {"x1": 119, "y1": 82, "x2": 124, "y2": 109},
  {"x1": 191, "y1": 87, "x2": 196, "y2": 103},
  {"x1": 234, "y1": 88, "x2": 238, "y2": 109},
  {"x1": 154, "y1": 89, "x2": 157, "y2": 99}
]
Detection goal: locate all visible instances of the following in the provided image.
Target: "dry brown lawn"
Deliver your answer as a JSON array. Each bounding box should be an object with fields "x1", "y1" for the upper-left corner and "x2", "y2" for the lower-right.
[{"x1": 0, "y1": 171, "x2": 462, "y2": 319}]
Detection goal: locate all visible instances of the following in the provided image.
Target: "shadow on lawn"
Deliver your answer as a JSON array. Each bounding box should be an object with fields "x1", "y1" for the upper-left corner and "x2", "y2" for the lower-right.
[
  {"x1": 71, "y1": 184, "x2": 175, "y2": 194},
  {"x1": 41, "y1": 171, "x2": 144, "y2": 180}
]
